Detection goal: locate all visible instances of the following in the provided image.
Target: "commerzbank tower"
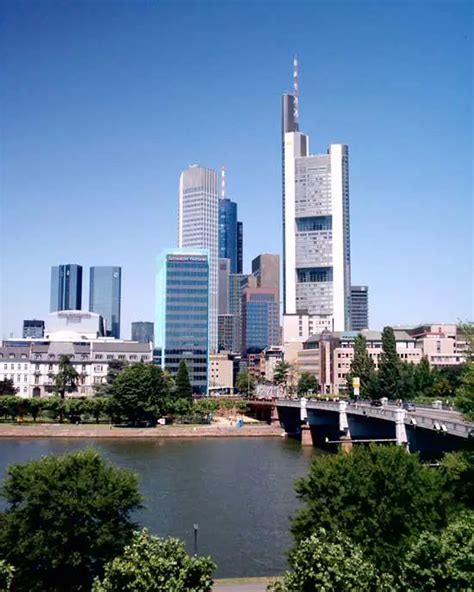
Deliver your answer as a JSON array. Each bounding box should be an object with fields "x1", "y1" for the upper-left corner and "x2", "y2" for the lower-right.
[{"x1": 282, "y1": 57, "x2": 352, "y2": 345}]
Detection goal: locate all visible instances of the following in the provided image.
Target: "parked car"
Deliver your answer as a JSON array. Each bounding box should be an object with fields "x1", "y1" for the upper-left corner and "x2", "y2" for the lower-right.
[
  {"x1": 370, "y1": 399, "x2": 383, "y2": 407},
  {"x1": 403, "y1": 402, "x2": 416, "y2": 412}
]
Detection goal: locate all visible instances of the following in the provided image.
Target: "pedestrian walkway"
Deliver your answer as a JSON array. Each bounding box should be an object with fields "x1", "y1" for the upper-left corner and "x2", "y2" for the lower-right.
[{"x1": 213, "y1": 577, "x2": 272, "y2": 592}]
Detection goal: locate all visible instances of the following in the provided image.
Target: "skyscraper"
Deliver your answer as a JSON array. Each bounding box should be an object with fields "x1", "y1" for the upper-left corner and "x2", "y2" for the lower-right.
[
  {"x1": 131, "y1": 322, "x2": 154, "y2": 344},
  {"x1": 155, "y1": 249, "x2": 209, "y2": 394},
  {"x1": 351, "y1": 286, "x2": 369, "y2": 331},
  {"x1": 23, "y1": 319, "x2": 44, "y2": 338},
  {"x1": 179, "y1": 165, "x2": 218, "y2": 352},
  {"x1": 89, "y1": 267, "x2": 121, "y2": 338},
  {"x1": 50, "y1": 264, "x2": 83, "y2": 312},
  {"x1": 252, "y1": 254, "x2": 280, "y2": 293},
  {"x1": 282, "y1": 58, "x2": 351, "y2": 338},
  {"x1": 241, "y1": 285, "x2": 280, "y2": 354},
  {"x1": 237, "y1": 221, "x2": 243, "y2": 274},
  {"x1": 228, "y1": 273, "x2": 249, "y2": 353}
]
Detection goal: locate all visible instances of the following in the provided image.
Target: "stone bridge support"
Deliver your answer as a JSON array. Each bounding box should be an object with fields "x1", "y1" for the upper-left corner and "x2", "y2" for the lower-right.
[{"x1": 395, "y1": 408, "x2": 408, "y2": 448}]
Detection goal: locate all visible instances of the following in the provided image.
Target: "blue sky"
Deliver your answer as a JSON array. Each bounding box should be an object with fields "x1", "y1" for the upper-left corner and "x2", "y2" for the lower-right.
[{"x1": 1, "y1": 0, "x2": 472, "y2": 338}]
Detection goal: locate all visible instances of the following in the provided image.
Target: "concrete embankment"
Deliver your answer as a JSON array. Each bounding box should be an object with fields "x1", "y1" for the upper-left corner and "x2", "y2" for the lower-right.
[
  {"x1": 213, "y1": 577, "x2": 275, "y2": 591},
  {"x1": 0, "y1": 423, "x2": 284, "y2": 439}
]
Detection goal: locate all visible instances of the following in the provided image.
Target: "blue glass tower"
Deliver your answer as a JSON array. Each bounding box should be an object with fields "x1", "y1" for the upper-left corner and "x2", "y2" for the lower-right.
[
  {"x1": 50, "y1": 264, "x2": 83, "y2": 312},
  {"x1": 219, "y1": 199, "x2": 243, "y2": 274},
  {"x1": 155, "y1": 249, "x2": 209, "y2": 395},
  {"x1": 89, "y1": 266, "x2": 122, "y2": 338}
]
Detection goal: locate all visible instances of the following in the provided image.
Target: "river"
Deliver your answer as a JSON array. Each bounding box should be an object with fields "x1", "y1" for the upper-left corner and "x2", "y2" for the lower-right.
[{"x1": 0, "y1": 437, "x2": 316, "y2": 578}]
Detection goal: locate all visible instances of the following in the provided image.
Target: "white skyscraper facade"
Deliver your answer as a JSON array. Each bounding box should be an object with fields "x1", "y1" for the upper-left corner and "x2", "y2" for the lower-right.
[
  {"x1": 282, "y1": 60, "x2": 351, "y2": 341},
  {"x1": 179, "y1": 165, "x2": 219, "y2": 351}
]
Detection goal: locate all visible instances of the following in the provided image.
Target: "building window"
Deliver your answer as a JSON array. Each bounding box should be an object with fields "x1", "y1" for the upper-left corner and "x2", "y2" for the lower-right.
[
  {"x1": 107, "y1": 355, "x2": 113, "y2": 360},
  {"x1": 118, "y1": 355, "x2": 125, "y2": 360},
  {"x1": 95, "y1": 355, "x2": 103, "y2": 360},
  {"x1": 94, "y1": 365, "x2": 103, "y2": 372}
]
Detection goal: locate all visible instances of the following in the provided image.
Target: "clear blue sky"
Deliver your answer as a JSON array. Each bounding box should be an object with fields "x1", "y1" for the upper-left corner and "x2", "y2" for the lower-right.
[{"x1": 1, "y1": 0, "x2": 472, "y2": 338}]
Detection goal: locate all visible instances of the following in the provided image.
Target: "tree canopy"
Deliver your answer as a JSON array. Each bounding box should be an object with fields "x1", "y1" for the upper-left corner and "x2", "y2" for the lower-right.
[
  {"x1": 174, "y1": 360, "x2": 193, "y2": 402},
  {"x1": 236, "y1": 370, "x2": 256, "y2": 397},
  {"x1": 297, "y1": 372, "x2": 319, "y2": 396},
  {"x1": 0, "y1": 379, "x2": 17, "y2": 396},
  {"x1": 378, "y1": 327, "x2": 401, "y2": 399},
  {"x1": 346, "y1": 334, "x2": 377, "y2": 399},
  {"x1": 110, "y1": 363, "x2": 170, "y2": 423},
  {"x1": 92, "y1": 529, "x2": 215, "y2": 592},
  {"x1": 54, "y1": 354, "x2": 79, "y2": 399},
  {"x1": 291, "y1": 445, "x2": 447, "y2": 572},
  {"x1": 0, "y1": 449, "x2": 142, "y2": 592},
  {"x1": 273, "y1": 361, "x2": 291, "y2": 387}
]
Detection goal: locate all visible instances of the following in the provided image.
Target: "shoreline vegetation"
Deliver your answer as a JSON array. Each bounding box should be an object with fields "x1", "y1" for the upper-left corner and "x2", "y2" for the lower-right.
[{"x1": 0, "y1": 422, "x2": 283, "y2": 438}]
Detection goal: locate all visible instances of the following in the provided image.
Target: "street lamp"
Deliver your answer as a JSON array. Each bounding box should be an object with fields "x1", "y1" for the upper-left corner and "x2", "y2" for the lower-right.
[{"x1": 193, "y1": 523, "x2": 199, "y2": 556}]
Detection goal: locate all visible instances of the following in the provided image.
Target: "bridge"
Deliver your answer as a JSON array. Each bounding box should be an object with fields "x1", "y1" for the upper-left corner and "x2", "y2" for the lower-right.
[{"x1": 247, "y1": 398, "x2": 473, "y2": 455}]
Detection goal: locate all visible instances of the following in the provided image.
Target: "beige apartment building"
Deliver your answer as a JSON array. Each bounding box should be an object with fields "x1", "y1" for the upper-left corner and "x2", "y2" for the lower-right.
[{"x1": 209, "y1": 353, "x2": 234, "y2": 394}]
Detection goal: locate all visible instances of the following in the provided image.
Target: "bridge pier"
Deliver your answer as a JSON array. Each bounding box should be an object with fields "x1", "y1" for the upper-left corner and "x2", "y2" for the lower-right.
[
  {"x1": 301, "y1": 424, "x2": 313, "y2": 446},
  {"x1": 340, "y1": 434, "x2": 353, "y2": 454},
  {"x1": 270, "y1": 404, "x2": 280, "y2": 425}
]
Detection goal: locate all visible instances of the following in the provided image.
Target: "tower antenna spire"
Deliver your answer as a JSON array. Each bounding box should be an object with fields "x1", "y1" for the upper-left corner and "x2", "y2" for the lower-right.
[
  {"x1": 293, "y1": 55, "x2": 299, "y2": 124},
  {"x1": 221, "y1": 164, "x2": 226, "y2": 199}
]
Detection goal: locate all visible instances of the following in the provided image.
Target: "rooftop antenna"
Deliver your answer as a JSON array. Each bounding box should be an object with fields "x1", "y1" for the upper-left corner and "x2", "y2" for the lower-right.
[
  {"x1": 221, "y1": 164, "x2": 226, "y2": 199},
  {"x1": 293, "y1": 55, "x2": 299, "y2": 124}
]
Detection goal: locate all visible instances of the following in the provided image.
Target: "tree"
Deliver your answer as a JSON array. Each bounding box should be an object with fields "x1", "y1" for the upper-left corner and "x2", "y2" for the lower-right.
[
  {"x1": 54, "y1": 355, "x2": 79, "y2": 400},
  {"x1": 345, "y1": 334, "x2": 377, "y2": 399},
  {"x1": 174, "y1": 360, "x2": 193, "y2": 401},
  {"x1": 236, "y1": 370, "x2": 256, "y2": 397},
  {"x1": 92, "y1": 529, "x2": 215, "y2": 592},
  {"x1": 439, "y1": 450, "x2": 474, "y2": 510},
  {"x1": 378, "y1": 327, "x2": 401, "y2": 399},
  {"x1": 413, "y1": 357, "x2": 434, "y2": 398},
  {"x1": 110, "y1": 363, "x2": 169, "y2": 424},
  {"x1": 95, "y1": 359, "x2": 129, "y2": 396},
  {"x1": 454, "y1": 361, "x2": 474, "y2": 421},
  {"x1": 0, "y1": 560, "x2": 14, "y2": 592},
  {"x1": 0, "y1": 379, "x2": 17, "y2": 396},
  {"x1": 402, "y1": 512, "x2": 474, "y2": 591},
  {"x1": 458, "y1": 321, "x2": 474, "y2": 362},
  {"x1": 269, "y1": 529, "x2": 389, "y2": 592},
  {"x1": 291, "y1": 445, "x2": 447, "y2": 573},
  {"x1": 297, "y1": 373, "x2": 319, "y2": 396},
  {"x1": 0, "y1": 449, "x2": 142, "y2": 592},
  {"x1": 25, "y1": 398, "x2": 44, "y2": 422},
  {"x1": 398, "y1": 362, "x2": 416, "y2": 401},
  {"x1": 273, "y1": 361, "x2": 291, "y2": 388}
]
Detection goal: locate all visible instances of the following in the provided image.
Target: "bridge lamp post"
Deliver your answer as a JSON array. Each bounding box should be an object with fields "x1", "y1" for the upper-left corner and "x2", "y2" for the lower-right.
[{"x1": 193, "y1": 523, "x2": 199, "y2": 556}]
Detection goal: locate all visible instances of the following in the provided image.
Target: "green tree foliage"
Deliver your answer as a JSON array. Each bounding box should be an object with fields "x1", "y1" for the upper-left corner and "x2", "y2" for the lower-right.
[
  {"x1": 110, "y1": 363, "x2": 169, "y2": 424},
  {"x1": 236, "y1": 370, "x2": 256, "y2": 397},
  {"x1": 413, "y1": 357, "x2": 434, "y2": 397},
  {"x1": 454, "y1": 361, "x2": 474, "y2": 421},
  {"x1": 92, "y1": 529, "x2": 215, "y2": 592},
  {"x1": 297, "y1": 373, "x2": 319, "y2": 396},
  {"x1": 458, "y1": 321, "x2": 474, "y2": 362},
  {"x1": 402, "y1": 512, "x2": 474, "y2": 591},
  {"x1": 273, "y1": 361, "x2": 290, "y2": 387},
  {"x1": 398, "y1": 362, "x2": 416, "y2": 400},
  {"x1": 54, "y1": 355, "x2": 79, "y2": 400},
  {"x1": 0, "y1": 449, "x2": 142, "y2": 592},
  {"x1": 291, "y1": 445, "x2": 446, "y2": 572},
  {"x1": 378, "y1": 327, "x2": 401, "y2": 399},
  {"x1": 269, "y1": 529, "x2": 389, "y2": 592},
  {"x1": 439, "y1": 450, "x2": 474, "y2": 510},
  {"x1": 345, "y1": 334, "x2": 377, "y2": 399},
  {"x1": 174, "y1": 360, "x2": 193, "y2": 402},
  {"x1": 0, "y1": 560, "x2": 14, "y2": 592},
  {"x1": 26, "y1": 398, "x2": 45, "y2": 421},
  {"x1": 0, "y1": 379, "x2": 17, "y2": 396}
]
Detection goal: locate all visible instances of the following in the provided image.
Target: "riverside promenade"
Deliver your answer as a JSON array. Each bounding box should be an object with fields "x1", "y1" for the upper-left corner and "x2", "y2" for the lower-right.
[
  {"x1": 0, "y1": 422, "x2": 283, "y2": 438},
  {"x1": 213, "y1": 578, "x2": 274, "y2": 591}
]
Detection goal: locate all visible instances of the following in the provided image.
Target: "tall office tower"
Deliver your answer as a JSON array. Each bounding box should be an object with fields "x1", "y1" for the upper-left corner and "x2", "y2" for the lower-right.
[
  {"x1": 241, "y1": 285, "x2": 280, "y2": 354},
  {"x1": 155, "y1": 249, "x2": 209, "y2": 395},
  {"x1": 131, "y1": 321, "x2": 154, "y2": 344},
  {"x1": 89, "y1": 267, "x2": 121, "y2": 338},
  {"x1": 218, "y1": 258, "x2": 231, "y2": 314},
  {"x1": 23, "y1": 319, "x2": 44, "y2": 338},
  {"x1": 179, "y1": 165, "x2": 218, "y2": 352},
  {"x1": 351, "y1": 285, "x2": 369, "y2": 331},
  {"x1": 282, "y1": 58, "x2": 351, "y2": 338},
  {"x1": 228, "y1": 273, "x2": 250, "y2": 353},
  {"x1": 237, "y1": 221, "x2": 243, "y2": 274},
  {"x1": 218, "y1": 169, "x2": 243, "y2": 275},
  {"x1": 218, "y1": 314, "x2": 234, "y2": 351},
  {"x1": 252, "y1": 254, "x2": 280, "y2": 292},
  {"x1": 50, "y1": 264, "x2": 83, "y2": 312}
]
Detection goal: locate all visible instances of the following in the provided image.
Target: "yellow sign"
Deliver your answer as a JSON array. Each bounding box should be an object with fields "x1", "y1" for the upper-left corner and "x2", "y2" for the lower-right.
[{"x1": 352, "y1": 377, "x2": 360, "y2": 388}]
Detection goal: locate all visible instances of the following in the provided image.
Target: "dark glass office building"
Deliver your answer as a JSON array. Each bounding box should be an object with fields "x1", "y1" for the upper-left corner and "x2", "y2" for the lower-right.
[
  {"x1": 350, "y1": 285, "x2": 369, "y2": 331},
  {"x1": 241, "y1": 287, "x2": 279, "y2": 354},
  {"x1": 155, "y1": 249, "x2": 209, "y2": 394},
  {"x1": 219, "y1": 198, "x2": 243, "y2": 274},
  {"x1": 23, "y1": 319, "x2": 45, "y2": 338},
  {"x1": 131, "y1": 322, "x2": 154, "y2": 344},
  {"x1": 50, "y1": 264, "x2": 83, "y2": 312},
  {"x1": 89, "y1": 267, "x2": 121, "y2": 338}
]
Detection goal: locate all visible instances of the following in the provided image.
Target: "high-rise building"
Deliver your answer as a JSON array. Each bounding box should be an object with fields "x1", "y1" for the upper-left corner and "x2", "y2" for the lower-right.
[
  {"x1": 252, "y1": 254, "x2": 280, "y2": 292},
  {"x1": 241, "y1": 286, "x2": 280, "y2": 354},
  {"x1": 237, "y1": 221, "x2": 243, "y2": 274},
  {"x1": 22, "y1": 319, "x2": 44, "y2": 339},
  {"x1": 218, "y1": 314, "x2": 234, "y2": 351},
  {"x1": 228, "y1": 273, "x2": 249, "y2": 353},
  {"x1": 219, "y1": 198, "x2": 238, "y2": 272},
  {"x1": 131, "y1": 322, "x2": 154, "y2": 344},
  {"x1": 89, "y1": 267, "x2": 121, "y2": 338},
  {"x1": 282, "y1": 58, "x2": 351, "y2": 338},
  {"x1": 50, "y1": 264, "x2": 83, "y2": 312},
  {"x1": 155, "y1": 249, "x2": 209, "y2": 395},
  {"x1": 350, "y1": 286, "x2": 369, "y2": 331},
  {"x1": 218, "y1": 258, "x2": 231, "y2": 315},
  {"x1": 179, "y1": 165, "x2": 218, "y2": 352}
]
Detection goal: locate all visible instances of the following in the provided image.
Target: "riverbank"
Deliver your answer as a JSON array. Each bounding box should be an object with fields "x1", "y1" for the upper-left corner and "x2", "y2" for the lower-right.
[
  {"x1": 0, "y1": 422, "x2": 284, "y2": 438},
  {"x1": 214, "y1": 577, "x2": 276, "y2": 591}
]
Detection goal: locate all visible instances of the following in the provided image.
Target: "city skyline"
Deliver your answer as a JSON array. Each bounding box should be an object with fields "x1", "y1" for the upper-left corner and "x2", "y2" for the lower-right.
[{"x1": 2, "y1": 1, "x2": 472, "y2": 338}]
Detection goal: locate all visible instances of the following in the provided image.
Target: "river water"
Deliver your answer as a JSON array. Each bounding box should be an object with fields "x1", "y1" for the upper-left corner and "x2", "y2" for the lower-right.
[{"x1": 0, "y1": 437, "x2": 316, "y2": 578}]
